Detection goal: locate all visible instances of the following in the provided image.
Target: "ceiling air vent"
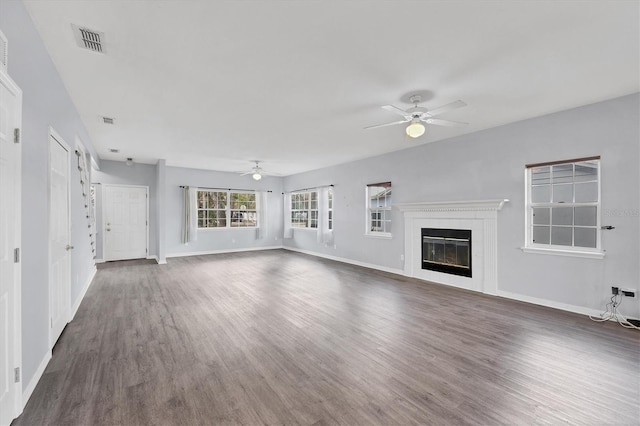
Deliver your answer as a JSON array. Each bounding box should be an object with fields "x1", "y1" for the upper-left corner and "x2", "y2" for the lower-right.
[
  {"x1": 0, "y1": 29, "x2": 8, "y2": 72},
  {"x1": 71, "y1": 24, "x2": 105, "y2": 53},
  {"x1": 102, "y1": 116, "x2": 115, "y2": 124}
]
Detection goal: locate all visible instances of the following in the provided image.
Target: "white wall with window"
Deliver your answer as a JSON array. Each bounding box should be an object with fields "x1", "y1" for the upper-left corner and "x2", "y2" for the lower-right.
[{"x1": 524, "y1": 157, "x2": 603, "y2": 258}]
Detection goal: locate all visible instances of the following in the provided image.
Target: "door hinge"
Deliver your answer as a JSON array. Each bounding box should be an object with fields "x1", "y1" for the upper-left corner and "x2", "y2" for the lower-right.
[
  {"x1": 14, "y1": 128, "x2": 20, "y2": 144},
  {"x1": 14, "y1": 367, "x2": 20, "y2": 383},
  {"x1": 14, "y1": 248, "x2": 20, "y2": 263}
]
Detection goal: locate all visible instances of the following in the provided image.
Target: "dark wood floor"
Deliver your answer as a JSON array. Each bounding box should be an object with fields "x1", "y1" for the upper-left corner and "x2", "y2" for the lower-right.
[{"x1": 15, "y1": 250, "x2": 639, "y2": 425}]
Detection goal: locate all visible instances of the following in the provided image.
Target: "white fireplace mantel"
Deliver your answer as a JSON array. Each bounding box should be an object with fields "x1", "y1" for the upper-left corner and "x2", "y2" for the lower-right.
[
  {"x1": 395, "y1": 199, "x2": 509, "y2": 213},
  {"x1": 396, "y1": 199, "x2": 509, "y2": 295}
]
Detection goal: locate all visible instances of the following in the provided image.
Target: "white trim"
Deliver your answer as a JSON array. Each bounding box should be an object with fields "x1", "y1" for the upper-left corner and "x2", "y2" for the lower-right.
[
  {"x1": 395, "y1": 199, "x2": 509, "y2": 212},
  {"x1": 283, "y1": 246, "x2": 404, "y2": 276},
  {"x1": 363, "y1": 233, "x2": 392, "y2": 239},
  {"x1": 1, "y1": 66, "x2": 23, "y2": 421},
  {"x1": 94, "y1": 258, "x2": 105, "y2": 264},
  {"x1": 146, "y1": 255, "x2": 167, "y2": 265},
  {"x1": 167, "y1": 245, "x2": 283, "y2": 258},
  {"x1": 70, "y1": 266, "x2": 96, "y2": 320},
  {"x1": 520, "y1": 246, "x2": 605, "y2": 259},
  {"x1": 496, "y1": 289, "x2": 613, "y2": 318},
  {"x1": 22, "y1": 350, "x2": 52, "y2": 410}
]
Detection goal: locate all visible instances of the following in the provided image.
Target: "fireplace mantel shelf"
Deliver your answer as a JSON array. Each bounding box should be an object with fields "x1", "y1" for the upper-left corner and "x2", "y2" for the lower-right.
[{"x1": 395, "y1": 199, "x2": 509, "y2": 212}]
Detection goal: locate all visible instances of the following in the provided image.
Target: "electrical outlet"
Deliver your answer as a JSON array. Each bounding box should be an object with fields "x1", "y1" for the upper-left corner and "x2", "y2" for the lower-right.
[
  {"x1": 612, "y1": 286, "x2": 619, "y2": 295},
  {"x1": 620, "y1": 289, "x2": 636, "y2": 298}
]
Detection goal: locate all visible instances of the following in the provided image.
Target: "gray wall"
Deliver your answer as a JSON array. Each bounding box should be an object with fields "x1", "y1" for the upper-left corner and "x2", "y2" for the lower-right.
[
  {"x1": 92, "y1": 160, "x2": 159, "y2": 260},
  {"x1": 0, "y1": 0, "x2": 100, "y2": 392},
  {"x1": 283, "y1": 94, "x2": 640, "y2": 319},
  {"x1": 164, "y1": 166, "x2": 283, "y2": 256}
]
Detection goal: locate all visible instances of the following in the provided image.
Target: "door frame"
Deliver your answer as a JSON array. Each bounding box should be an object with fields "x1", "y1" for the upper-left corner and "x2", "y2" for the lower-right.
[
  {"x1": 0, "y1": 56, "x2": 23, "y2": 420},
  {"x1": 48, "y1": 127, "x2": 71, "y2": 348},
  {"x1": 102, "y1": 184, "x2": 149, "y2": 261}
]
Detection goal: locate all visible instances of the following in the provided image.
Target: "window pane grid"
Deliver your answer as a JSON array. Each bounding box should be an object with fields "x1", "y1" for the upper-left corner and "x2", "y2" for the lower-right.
[
  {"x1": 198, "y1": 190, "x2": 257, "y2": 229},
  {"x1": 528, "y1": 160, "x2": 599, "y2": 250},
  {"x1": 367, "y1": 183, "x2": 392, "y2": 235},
  {"x1": 290, "y1": 191, "x2": 318, "y2": 229}
]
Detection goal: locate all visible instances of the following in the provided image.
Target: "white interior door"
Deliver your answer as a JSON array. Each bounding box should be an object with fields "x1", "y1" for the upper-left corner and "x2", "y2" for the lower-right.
[
  {"x1": 0, "y1": 68, "x2": 22, "y2": 425},
  {"x1": 104, "y1": 185, "x2": 148, "y2": 261},
  {"x1": 49, "y1": 131, "x2": 71, "y2": 347}
]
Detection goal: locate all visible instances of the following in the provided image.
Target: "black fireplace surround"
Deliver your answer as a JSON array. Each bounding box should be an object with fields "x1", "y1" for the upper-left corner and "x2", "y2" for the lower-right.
[{"x1": 421, "y1": 228, "x2": 472, "y2": 278}]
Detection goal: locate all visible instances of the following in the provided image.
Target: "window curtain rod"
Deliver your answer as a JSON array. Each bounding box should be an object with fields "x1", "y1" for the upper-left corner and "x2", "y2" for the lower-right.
[
  {"x1": 179, "y1": 185, "x2": 272, "y2": 193},
  {"x1": 282, "y1": 184, "x2": 334, "y2": 195}
]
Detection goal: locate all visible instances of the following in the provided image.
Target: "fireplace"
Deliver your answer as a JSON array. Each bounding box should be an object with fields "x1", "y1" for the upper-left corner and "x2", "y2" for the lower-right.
[{"x1": 422, "y1": 228, "x2": 472, "y2": 277}]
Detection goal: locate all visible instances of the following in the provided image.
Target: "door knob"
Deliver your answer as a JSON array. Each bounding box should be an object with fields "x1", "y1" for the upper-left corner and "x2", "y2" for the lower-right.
[{"x1": 65, "y1": 245, "x2": 74, "y2": 251}]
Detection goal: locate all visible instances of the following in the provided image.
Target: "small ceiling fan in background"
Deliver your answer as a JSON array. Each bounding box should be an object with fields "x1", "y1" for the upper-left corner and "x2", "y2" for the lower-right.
[
  {"x1": 365, "y1": 95, "x2": 468, "y2": 138},
  {"x1": 240, "y1": 161, "x2": 266, "y2": 180}
]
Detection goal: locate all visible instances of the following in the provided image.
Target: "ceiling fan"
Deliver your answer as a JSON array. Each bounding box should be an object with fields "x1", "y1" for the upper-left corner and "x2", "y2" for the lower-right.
[
  {"x1": 240, "y1": 161, "x2": 266, "y2": 180},
  {"x1": 365, "y1": 95, "x2": 468, "y2": 138}
]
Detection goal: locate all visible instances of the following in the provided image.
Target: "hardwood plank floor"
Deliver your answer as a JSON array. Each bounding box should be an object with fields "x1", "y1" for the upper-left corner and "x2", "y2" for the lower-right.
[{"x1": 15, "y1": 250, "x2": 640, "y2": 425}]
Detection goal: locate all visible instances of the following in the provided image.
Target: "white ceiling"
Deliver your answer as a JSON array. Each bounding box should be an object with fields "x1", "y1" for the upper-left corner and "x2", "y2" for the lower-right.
[{"x1": 23, "y1": 1, "x2": 639, "y2": 176}]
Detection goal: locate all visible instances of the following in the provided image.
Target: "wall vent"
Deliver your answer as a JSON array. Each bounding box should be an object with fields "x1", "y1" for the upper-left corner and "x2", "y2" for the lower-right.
[
  {"x1": 0, "y1": 29, "x2": 8, "y2": 72},
  {"x1": 71, "y1": 24, "x2": 105, "y2": 53},
  {"x1": 102, "y1": 117, "x2": 115, "y2": 124}
]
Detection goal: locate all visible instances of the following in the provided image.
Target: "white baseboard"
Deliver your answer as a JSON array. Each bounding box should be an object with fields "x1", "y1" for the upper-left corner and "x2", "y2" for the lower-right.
[
  {"x1": 167, "y1": 245, "x2": 283, "y2": 259},
  {"x1": 283, "y1": 246, "x2": 405, "y2": 276},
  {"x1": 22, "y1": 349, "x2": 52, "y2": 409},
  {"x1": 282, "y1": 247, "x2": 633, "y2": 321},
  {"x1": 496, "y1": 289, "x2": 638, "y2": 320},
  {"x1": 70, "y1": 265, "x2": 96, "y2": 321},
  {"x1": 94, "y1": 258, "x2": 104, "y2": 264}
]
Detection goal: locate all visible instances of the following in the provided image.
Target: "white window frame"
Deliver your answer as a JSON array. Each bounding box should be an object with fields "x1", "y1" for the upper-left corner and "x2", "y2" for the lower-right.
[
  {"x1": 290, "y1": 191, "x2": 318, "y2": 229},
  {"x1": 327, "y1": 189, "x2": 333, "y2": 231},
  {"x1": 522, "y1": 157, "x2": 604, "y2": 259},
  {"x1": 197, "y1": 189, "x2": 257, "y2": 229},
  {"x1": 366, "y1": 182, "x2": 392, "y2": 238}
]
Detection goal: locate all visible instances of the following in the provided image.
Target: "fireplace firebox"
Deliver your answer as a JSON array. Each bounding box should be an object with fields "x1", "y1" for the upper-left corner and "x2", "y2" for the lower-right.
[{"x1": 421, "y1": 228, "x2": 472, "y2": 278}]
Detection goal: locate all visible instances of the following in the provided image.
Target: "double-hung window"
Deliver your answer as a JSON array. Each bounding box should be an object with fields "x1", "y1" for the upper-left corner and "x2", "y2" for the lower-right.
[
  {"x1": 198, "y1": 190, "x2": 257, "y2": 228},
  {"x1": 366, "y1": 182, "x2": 392, "y2": 236},
  {"x1": 291, "y1": 191, "x2": 318, "y2": 228},
  {"x1": 328, "y1": 189, "x2": 333, "y2": 230},
  {"x1": 525, "y1": 157, "x2": 602, "y2": 257}
]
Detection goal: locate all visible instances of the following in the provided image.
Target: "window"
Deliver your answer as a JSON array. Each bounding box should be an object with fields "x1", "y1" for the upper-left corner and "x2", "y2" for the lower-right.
[
  {"x1": 291, "y1": 191, "x2": 318, "y2": 228},
  {"x1": 198, "y1": 190, "x2": 257, "y2": 228},
  {"x1": 328, "y1": 189, "x2": 333, "y2": 230},
  {"x1": 366, "y1": 182, "x2": 392, "y2": 236},
  {"x1": 525, "y1": 157, "x2": 601, "y2": 255}
]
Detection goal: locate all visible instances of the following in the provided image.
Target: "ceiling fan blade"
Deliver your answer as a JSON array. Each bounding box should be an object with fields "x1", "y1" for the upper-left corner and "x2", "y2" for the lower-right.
[
  {"x1": 381, "y1": 105, "x2": 411, "y2": 118},
  {"x1": 425, "y1": 118, "x2": 468, "y2": 127},
  {"x1": 364, "y1": 119, "x2": 409, "y2": 130},
  {"x1": 239, "y1": 170, "x2": 253, "y2": 176},
  {"x1": 425, "y1": 100, "x2": 467, "y2": 117}
]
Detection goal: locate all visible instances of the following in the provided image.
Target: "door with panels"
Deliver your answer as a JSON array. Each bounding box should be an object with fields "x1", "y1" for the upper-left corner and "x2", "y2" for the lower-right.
[
  {"x1": 103, "y1": 185, "x2": 148, "y2": 261},
  {"x1": 49, "y1": 130, "x2": 72, "y2": 347}
]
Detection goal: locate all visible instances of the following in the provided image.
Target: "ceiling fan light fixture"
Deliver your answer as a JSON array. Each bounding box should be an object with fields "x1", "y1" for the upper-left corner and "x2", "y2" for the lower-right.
[
  {"x1": 406, "y1": 120, "x2": 425, "y2": 138},
  {"x1": 252, "y1": 171, "x2": 262, "y2": 180}
]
